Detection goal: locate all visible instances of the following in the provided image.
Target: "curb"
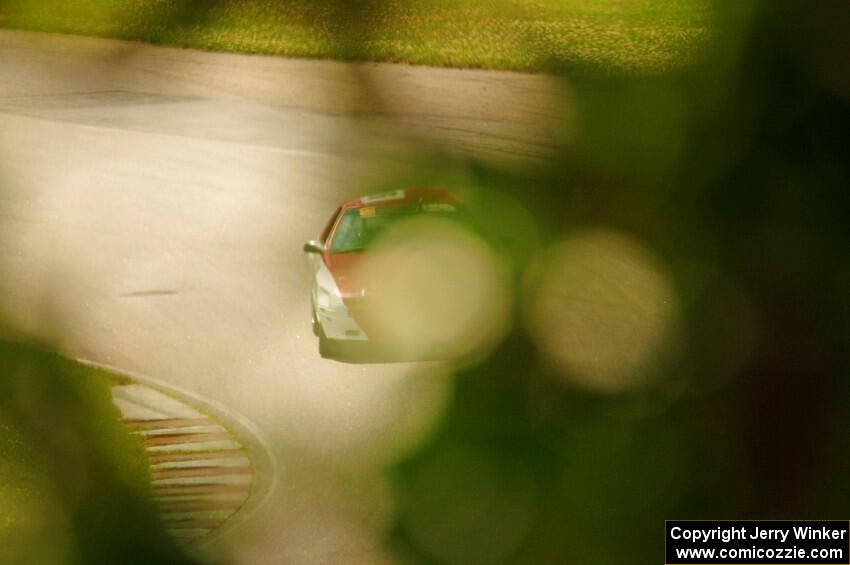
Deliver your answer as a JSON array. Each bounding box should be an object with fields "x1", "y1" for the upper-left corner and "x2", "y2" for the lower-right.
[{"x1": 79, "y1": 358, "x2": 280, "y2": 547}]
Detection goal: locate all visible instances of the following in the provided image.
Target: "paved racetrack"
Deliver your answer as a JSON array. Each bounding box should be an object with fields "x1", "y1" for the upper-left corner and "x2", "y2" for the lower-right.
[{"x1": 0, "y1": 29, "x2": 563, "y2": 564}]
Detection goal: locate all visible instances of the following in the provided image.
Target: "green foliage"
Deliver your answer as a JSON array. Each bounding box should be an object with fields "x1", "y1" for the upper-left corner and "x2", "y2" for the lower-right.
[
  {"x1": 0, "y1": 342, "x2": 193, "y2": 565},
  {"x1": 0, "y1": 0, "x2": 711, "y2": 72}
]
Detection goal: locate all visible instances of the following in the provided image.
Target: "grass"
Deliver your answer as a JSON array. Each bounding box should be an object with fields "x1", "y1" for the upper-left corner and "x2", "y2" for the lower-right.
[
  {"x1": 0, "y1": 0, "x2": 712, "y2": 73},
  {"x1": 0, "y1": 341, "x2": 187, "y2": 564}
]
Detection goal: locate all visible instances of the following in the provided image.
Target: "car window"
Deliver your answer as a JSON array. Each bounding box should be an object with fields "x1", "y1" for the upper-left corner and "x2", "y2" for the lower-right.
[
  {"x1": 328, "y1": 205, "x2": 464, "y2": 253},
  {"x1": 329, "y1": 210, "x2": 368, "y2": 253}
]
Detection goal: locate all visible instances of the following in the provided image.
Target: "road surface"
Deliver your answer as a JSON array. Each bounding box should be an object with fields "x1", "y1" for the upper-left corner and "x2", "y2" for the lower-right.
[{"x1": 0, "y1": 29, "x2": 563, "y2": 564}]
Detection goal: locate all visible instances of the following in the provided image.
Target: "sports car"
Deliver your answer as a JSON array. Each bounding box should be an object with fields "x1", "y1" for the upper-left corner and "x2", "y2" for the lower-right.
[{"x1": 303, "y1": 188, "x2": 465, "y2": 360}]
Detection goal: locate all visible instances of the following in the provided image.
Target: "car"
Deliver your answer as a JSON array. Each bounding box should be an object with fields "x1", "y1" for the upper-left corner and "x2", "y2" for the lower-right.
[{"x1": 303, "y1": 188, "x2": 465, "y2": 360}]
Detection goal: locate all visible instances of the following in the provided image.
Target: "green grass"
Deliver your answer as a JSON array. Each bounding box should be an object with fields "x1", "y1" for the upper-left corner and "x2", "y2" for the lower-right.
[
  {"x1": 0, "y1": 342, "x2": 182, "y2": 564},
  {"x1": 0, "y1": 0, "x2": 712, "y2": 72}
]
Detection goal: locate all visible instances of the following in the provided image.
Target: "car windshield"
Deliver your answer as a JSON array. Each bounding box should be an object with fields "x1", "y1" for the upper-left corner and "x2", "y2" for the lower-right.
[{"x1": 329, "y1": 204, "x2": 461, "y2": 253}]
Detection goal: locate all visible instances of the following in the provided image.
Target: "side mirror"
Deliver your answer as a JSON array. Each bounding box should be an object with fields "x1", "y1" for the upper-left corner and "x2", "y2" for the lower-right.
[{"x1": 303, "y1": 240, "x2": 325, "y2": 254}]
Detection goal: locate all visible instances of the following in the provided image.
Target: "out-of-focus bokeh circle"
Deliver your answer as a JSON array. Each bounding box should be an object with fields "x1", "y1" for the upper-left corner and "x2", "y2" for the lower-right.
[
  {"x1": 359, "y1": 216, "x2": 512, "y2": 361},
  {"x1": 523, "y1": 229, "x2": 680, "y2": 393}
]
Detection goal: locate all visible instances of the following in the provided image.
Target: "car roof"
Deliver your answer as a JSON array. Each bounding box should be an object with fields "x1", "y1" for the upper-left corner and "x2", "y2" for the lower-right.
[{"x1": 341, "y1": 188, "x2": 462, "y2": 209}]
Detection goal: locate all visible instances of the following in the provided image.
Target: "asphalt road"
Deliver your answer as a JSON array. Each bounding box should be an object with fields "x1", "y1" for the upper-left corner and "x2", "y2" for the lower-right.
[{"x1": 0, "y1": 29, "x2": 562, "y2": 564}]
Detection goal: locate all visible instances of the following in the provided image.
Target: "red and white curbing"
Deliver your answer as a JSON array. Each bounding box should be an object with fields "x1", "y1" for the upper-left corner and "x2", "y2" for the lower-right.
[{"x1": 111, "y1": 384, "x2": 253, "y2": 543}]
